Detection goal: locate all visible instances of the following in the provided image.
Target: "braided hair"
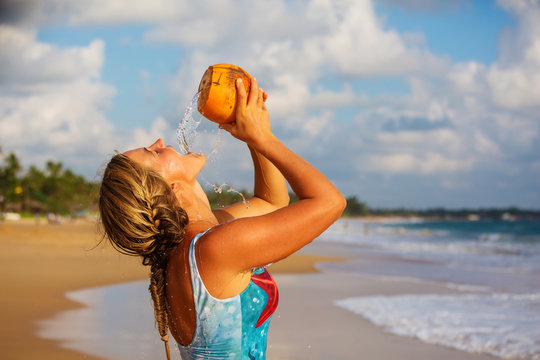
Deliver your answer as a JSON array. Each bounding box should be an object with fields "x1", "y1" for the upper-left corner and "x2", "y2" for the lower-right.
[{"x1": 99, "y1": 153, "x2": 189, "y2": 360}]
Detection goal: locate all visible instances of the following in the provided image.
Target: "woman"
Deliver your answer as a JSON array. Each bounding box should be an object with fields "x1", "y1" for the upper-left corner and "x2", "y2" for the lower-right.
[{"x1": 99, "y1": 77, "x2": 346, "y2": 359}]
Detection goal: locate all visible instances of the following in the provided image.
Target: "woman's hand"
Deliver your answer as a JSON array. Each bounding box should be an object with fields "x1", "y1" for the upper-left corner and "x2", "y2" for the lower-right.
[
  {"x1": 213, "y1": 78, "x2": 288, "y2": 223},
  {"x1": 219, "y1": 78, "x2": 274, "y2": 148}
]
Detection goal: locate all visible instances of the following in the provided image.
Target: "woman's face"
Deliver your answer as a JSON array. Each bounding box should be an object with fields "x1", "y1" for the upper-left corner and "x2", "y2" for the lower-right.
[{"x1": 124, "y1": 138, "x2": 206, "y2": 184}]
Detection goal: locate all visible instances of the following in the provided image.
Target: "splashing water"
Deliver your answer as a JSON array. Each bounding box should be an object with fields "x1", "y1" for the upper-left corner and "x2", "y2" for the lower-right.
[
  {"x1": 202, "y1": 177, "x2": 250, "y2": 209},
  {"x1": 177, "y1": 93, "x2": 249, "y2": 209},
  {"x1": 207, "y1": 128, "x2": 223, "y2": 162},
  {"x1": 176, "y1": 92, "x2": 202, "y2": 154}
]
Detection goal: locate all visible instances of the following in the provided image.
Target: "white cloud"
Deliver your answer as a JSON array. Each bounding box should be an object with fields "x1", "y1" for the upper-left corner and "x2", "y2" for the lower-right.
[
  {"x1": 320, "y1": 0, "x2": 446, "y2": 76},
  {"x1": 376, "y1": 0, "x2": 470, "y2": 13},
  {"x1": 0, "y1": 26, "x2": 116, "y2": 173},
  {"x1": 484, "y1": 0, "x2": 540, "y2": 109},
  {"x1": 64, "y1": 0, "x2": 193, "y2": 25},
  {"x1": 0, "y1": 25, "x2": 104, "y2": 90},
  {"x1": 1, "y1": 0, "x2": 539, "y2": 207},
  {"x1": 144, "y1": 21, "x2": 221, "y2": 46},
  {"x1": 124, "y1": 116, "x2": 172, "y2": 151},
  {"x1": 0, "y1": 25, "x2": 176, "y2": 177},
  {"x1": 487, "y1": 63, "x2": 540, "y2": 109},
  {"x1": 365, "y1": 151, "x2": 475, "y2": 175},
  {"x1": 301, "y1": 111, "x2": 334, "y2": 139}
]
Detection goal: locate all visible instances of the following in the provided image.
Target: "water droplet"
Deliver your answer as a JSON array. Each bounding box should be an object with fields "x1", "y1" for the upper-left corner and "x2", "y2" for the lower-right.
[
  {"x1": 201, "y1": 177, "x2": 250, "y2": 209},
  {"x1": 176, "y1": 92, "x2": 202, "y2": 154},
  {"x1": 177, "y1": 93, "x2": 249, "y2": 208}
]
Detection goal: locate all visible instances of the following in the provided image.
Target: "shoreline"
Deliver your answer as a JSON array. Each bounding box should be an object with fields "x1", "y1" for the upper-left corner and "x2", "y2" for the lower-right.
[
  {"x1": 268, "y1": 268, "x2": 498, "y2": 360},
  {"x1": 1, "y1": 219, "x2": 507, "y2": 360},
  {"x1": 0, "y1": 220, "x2": 147, "y2": 360},
  {"x1": 0, "y1": 220, "x2": 340, "y2": 360}
]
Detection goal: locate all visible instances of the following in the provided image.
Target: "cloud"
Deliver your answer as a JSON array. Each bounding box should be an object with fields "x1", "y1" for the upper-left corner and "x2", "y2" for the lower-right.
[
  {"x1": 319, "y1": 0, "x2": 447, "y2": 76},
  {"x1": 381, "y1": 117, "x2": 452, "y2": 132},
  {"x1": 375, "y1": 0, "x2": 470, "y2": 13},
  {"x1": 485, "y1": 0, "x2": 540, "y2": 109},
  {"x1": 0, "y1": 26, "x2": 104, "y2": 91},
  {"x1": 0, "y1": 25, "x2": 176, "y2": 177},
  {"x1": 62, "y1": 0, "x2": 193, "y2": 25},
  {"x1": 1, "y1": 0, "x2": 539, "y2": 207},
  {"x1": 366, "y1": 152, "x2": 474, "y2": 174},
  {"x1": 0, "y1": 25, "x2": 115, "y2": 173}
]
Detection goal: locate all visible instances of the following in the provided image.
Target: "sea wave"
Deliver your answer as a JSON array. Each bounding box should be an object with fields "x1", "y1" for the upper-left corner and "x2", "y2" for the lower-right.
[
  {"x1": 319, "y1": 219, "x2": 540, "y2": 275},
  {"x1": 335, "y1": 292, "x2": 540, "y2": 360}
]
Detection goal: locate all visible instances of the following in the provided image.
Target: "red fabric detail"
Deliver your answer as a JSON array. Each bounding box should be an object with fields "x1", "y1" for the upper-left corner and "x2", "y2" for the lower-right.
[{"x1": 251, "y1": 269, "x2": 279, "y2": 328}]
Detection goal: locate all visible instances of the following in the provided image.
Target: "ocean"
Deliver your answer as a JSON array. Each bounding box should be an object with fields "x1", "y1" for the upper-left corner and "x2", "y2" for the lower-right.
[{"x1": 323, "y1": 218, "x2": 540, "y2": 360}]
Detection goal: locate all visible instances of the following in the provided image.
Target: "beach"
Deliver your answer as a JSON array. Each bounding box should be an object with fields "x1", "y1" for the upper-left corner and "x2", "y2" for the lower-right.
[
  {"x1": 0, "y1": 219, "x2": 339, "y2": 360},
  {"x1": 268, "y1": 248, "x2": 498, "y2": 360},
  {"x1": 0, "y1": 219, "x2": 147, "y2": 359},
  {"x1": 2, "y1": 218, "x2": 537, "y2": 359}
]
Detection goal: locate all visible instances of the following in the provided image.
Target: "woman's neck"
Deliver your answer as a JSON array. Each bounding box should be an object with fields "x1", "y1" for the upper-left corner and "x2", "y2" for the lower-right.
[{"x1": 179, "y1": 180, "x2": 219, "y2": 237}]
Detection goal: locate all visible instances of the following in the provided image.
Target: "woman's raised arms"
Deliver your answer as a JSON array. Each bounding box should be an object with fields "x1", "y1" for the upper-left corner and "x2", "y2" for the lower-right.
[
  {"x1": 212, "y1": 89, "x2": 289, "y2": 223},
  {"x1": 212, "y1": 146, "x2": 289, "y2": 223},
  {"x1": 199, "y1": 77, "x2": 346, "y2": 272}
]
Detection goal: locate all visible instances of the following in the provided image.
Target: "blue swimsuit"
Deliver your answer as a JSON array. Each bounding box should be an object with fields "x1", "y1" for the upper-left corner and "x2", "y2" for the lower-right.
[{"x1": 178, "y1": 231, "x2": 279, "y2": 359}]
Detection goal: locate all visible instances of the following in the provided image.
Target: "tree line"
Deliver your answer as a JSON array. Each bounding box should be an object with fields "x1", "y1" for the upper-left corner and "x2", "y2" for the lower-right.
[
  {"x1": 343, "y1": 196, "x2": 540, "y2": 220},
  {"x1": 2, "y1": 148, "x2": 538, "y2": 220},
  {"x1": 0, "y1": 148, "x2": 97, "y2": 216}
]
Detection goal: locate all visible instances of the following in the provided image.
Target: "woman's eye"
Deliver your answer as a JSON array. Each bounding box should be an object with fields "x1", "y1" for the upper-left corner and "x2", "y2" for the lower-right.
[{"x1": 145, "y1": 148, "x2": 158, "y2": 157}]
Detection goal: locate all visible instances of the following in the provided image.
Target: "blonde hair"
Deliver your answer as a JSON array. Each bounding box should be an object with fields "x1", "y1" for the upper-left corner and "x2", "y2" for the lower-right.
[{"x1": 99, "y1": 153, "x2": 188, "y2": 360}]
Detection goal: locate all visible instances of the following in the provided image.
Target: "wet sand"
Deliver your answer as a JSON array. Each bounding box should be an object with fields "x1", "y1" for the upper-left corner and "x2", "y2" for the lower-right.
[
  {"x1": 268, "y1": 265, "x2": 498, "y2": 360},
  {"x1": 0, "y1": 220, "x2": 146, "y2": 360},
  {"x1": 0, "y1": 220, "x2": 339, "y2": 360}
]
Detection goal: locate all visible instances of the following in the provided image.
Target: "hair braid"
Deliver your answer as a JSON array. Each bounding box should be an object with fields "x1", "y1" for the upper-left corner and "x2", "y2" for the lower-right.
[
  {"x1": 99, "y1": 153, "x2": 189, "y2": 360},
  {"x1": 150, "y1": 263, "x2": 171, "y2": 360}
]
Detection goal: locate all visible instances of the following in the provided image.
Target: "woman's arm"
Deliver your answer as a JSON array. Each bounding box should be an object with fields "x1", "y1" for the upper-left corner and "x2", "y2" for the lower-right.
[
  {"x1": 212, "y1": 146, "x2": 289, "y2": 223},
  {"x1": 199, "y1": 78, "x2": 346, "y2": 272}
]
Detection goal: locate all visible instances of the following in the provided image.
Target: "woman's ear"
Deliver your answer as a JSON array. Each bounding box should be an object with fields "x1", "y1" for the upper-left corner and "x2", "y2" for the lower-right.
[
  {"x1": 170, "y1": 181, "x2": 183, "y2": 194},
  {"x1": 170, "y1": 181, "x2": 185, "y2": 205}
]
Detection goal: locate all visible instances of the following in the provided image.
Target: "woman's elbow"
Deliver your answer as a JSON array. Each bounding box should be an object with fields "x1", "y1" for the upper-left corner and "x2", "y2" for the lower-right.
[
  {"x1": 263, "y1": 193, "x2": 290, "y2": 212},
  {"x1": 335, "y1": 193, "x2": 347, "y2": 218},
  {"x1": 272, "y1": 192, "x2": 290, "y2": 210},
  {"x1": 280, "y1": 193, "x2": 291, "y2": 208},
  {"x1": 325, "y1": 191, "x2": 346, "y2": 220}
]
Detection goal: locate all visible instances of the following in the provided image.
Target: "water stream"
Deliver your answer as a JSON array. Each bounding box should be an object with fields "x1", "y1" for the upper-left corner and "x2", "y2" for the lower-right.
[
  {"x1": 176, "y1": 92, "x2": 202, "y2": 155},
  {"x1": 177, "y1": 93, "x2": 249, "y2": 208}
]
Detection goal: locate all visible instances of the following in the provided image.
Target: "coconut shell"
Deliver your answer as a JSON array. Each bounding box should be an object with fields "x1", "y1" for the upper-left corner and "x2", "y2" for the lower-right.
[{"x1": 197, "y1": 64, "x2": 251, "y2": 124}]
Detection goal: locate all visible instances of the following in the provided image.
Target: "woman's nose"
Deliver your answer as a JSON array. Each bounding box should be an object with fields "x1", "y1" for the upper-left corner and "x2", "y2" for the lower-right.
[{"x1": 149, "y1": 138, "x2": 165, "y2": 150}]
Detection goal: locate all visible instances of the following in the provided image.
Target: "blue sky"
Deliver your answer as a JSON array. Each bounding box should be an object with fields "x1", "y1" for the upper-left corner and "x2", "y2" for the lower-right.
[{"x1": 1, "y1": 0, "x2": 539, "y2": 209}]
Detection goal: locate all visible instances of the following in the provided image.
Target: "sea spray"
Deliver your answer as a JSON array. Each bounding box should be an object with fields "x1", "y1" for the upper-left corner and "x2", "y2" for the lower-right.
[
  {"x1": 202, "y1": 177, "x2": 250, "y2": 209},
  {"x1": 176, "y1": 92, "x2": 202, "y2": 154}
]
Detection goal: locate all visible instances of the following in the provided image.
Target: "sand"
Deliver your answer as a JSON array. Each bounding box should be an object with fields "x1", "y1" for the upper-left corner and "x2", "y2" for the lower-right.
[
  {"x1": 0, "y1": 219, "x2": 339, "y2": 360},
  {"x1": 0, "y1": 219, "x2": 499, "y2": 360},
  {"x1": 268, "y1": 260, "x2": 498, "y2": 360},
  {"x1": 0, "y1": 220, "x2": 145, "y2": 359}
]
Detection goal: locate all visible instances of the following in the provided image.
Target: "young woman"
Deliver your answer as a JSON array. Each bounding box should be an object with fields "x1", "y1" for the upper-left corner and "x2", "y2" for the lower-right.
[{"x1": 99, "y1": 77, "x2": 345, "y2": 359}]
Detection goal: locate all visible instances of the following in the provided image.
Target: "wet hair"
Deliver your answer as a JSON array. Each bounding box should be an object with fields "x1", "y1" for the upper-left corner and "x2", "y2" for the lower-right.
[{"x1": 99, "y1": 153, "x2": 188, "y2": 360}]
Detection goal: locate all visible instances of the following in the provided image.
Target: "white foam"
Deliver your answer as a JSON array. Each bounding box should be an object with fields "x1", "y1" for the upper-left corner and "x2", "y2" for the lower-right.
[
  {"x1": 335, "y1": 293, "x2": 540, "y2": 359},
  {"x1": 319, "y1": 219, "x2": 540, "y2": 278}
]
